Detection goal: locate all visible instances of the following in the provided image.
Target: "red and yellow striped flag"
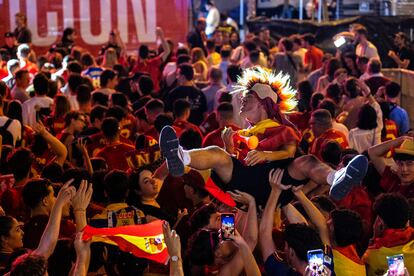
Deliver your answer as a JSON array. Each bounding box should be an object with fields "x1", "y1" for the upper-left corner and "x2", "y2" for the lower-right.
[{"x1": 82, "y1": 220, "x2": 169, "y2": 264}]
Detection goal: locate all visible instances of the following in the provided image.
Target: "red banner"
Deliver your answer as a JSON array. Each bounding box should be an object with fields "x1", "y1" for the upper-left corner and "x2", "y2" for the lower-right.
[{"x1": 0, "y1": 0, "x2": 189, "y2": 55}]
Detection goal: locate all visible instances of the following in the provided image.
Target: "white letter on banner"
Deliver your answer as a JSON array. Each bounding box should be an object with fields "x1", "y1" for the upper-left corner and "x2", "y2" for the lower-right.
[
  {"x1": 80, "y1": 0, "x2": 111, "y2": 45},
  {"x1": 131, "y1": 0, "x2": 156, "y2": 43},
  {"x1": 26, "y1": 0, "x2": 58, "y2": 46},
  {"x1": 63, "y1": 0, "x2": 75, "y2": 29},
  {"x1": 9, "y1": 0, "x2": 20, "y2": 31},
  {"x1": 117, "y1": 0, "x2": 128, "y2": 43}
]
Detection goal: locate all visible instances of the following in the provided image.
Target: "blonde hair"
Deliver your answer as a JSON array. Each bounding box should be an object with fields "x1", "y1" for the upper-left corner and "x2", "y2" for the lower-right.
[
  {"x1": 191, "y1": 47, "x2": 207, "y2": 64},
  {"x1": 102, "y1": 47, "x2": 118, "y2": 69}
]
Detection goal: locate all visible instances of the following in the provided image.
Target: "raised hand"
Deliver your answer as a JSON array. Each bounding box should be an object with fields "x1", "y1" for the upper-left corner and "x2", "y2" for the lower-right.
[
  {"x1": 268, "y1": 169, "x2": 291, "y2": 191},
  {"x1": 56, "y1": 179, "x2": 76, "y2": 207},
  {"x1": 33, "y1": 120, "x2": 47, "y2": 136},
  {"x1": 72, "y1": 179, "x2": 93, "y2": 210},
  {"x1": 162, "y1": 221, "x2": 181, "y2": 258},
  {"x1": 228, "y1": 190, "x2": 255, "y2": 206}
]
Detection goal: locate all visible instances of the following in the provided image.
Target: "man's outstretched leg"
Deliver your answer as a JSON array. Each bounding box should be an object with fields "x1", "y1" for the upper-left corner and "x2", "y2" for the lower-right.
[
  {"x1": 160, "y1": 126, "x2": 234, "y2": 183},
  {"x1": 287, "y1": 154, "x2": 368, "y2": 200}
]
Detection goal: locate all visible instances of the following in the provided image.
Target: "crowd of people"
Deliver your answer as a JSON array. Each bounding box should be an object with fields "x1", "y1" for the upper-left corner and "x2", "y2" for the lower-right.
[{"x1": 0, "y1": 4, "x2": 414, "y2": 276}]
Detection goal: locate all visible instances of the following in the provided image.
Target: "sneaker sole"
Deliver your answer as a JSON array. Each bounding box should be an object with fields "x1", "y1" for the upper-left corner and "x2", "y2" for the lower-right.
[
  {"x1": 159, "y1": 126, "x2": 184, "y2": 177},
  {"x1": 330, "y1": 155, "x2": 368, "y2": 200}
]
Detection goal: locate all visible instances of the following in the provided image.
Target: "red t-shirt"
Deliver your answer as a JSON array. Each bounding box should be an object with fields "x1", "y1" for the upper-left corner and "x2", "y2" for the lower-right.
[
  {"x1": 310, "y1": 129, "x2": 348, "y2": 160},
  {"x1": 335, "y1": 186, "x2": 373, "y2": 228},
  {"x1": 1, "y1": 185, "x2": 27, "y2": 221},
  {"x1": 21, "y1": 61, "x2": 39, "y2": 76},
  {"x1": 132, "y1": 56, "x2": 163, "y2": 91},
  {"x1": 202, "y1": 125, "x2": 240, "y2": 148},
  {"x1": 124, "y1": 136, "x2": 161, "y2": 170},
  {"x1": 86, "y1": 132, "x2": 132, "y2": 157},
  {"x1": 383, "y1": 119, "x2": 398, "y2": 142},
  {"x1": 121, "y1": 114, "x2": 138, "y2": 142},
  {"x1": 288, "y1": 111, "x2": 312, "y2": 132},
  {"x1": 199, "y1": 112, "x2": 219, "y2": 136},
  {"x1": 380, "y1": 166, "x2": 414, "y2": 199},
  {"x1": 45, "y1": 116, "x2": 66, "y2": 136},
  {"x1": 173, "y1": 119, "x2": 204, "y2": 138},
  {"x1": 23, "y1": 215, "x2": 76, "y2": 249},
  {"x1": 304, "y1": 46, "x2": 323, "y2": 71},
  {"x1": 96, "y1": 142, "x2": 135, "y2": 171}
]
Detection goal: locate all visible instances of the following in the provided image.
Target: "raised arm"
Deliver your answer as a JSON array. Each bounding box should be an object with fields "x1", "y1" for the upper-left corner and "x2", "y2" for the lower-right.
[
  {"x1": 33, "y1": 121, "x2": 68, "y2": 166},
  {"x1": 259, "y1": 169, "x2": 290, "y2": 260},
  {"x1": 283, "y1": 203, "x2": 308, "y2": 225},
  {"x1": 72, "y1": 179, "x2": 93, "y2": 232},
  {"x1": 368, "y1": 136, "x2": 412, "y2": 175},
  {"x1": 34, "y1": 180, "x2": 76, "y2": 258},
  {"x1": 293, "y1": 187, "x2": 330, "y2": 246},
  {"x1": 156, "y1": 27, "x2": 171, "y2": 62},
  {"x1": 228, "y1": 190, "x2": 258, "y2": 250},
  {"x1": 162, "y1": 222, "x2": 184, "y2": 276},
  {"x1": 72, "y1": 232, "x2": 91, "y2": 276}
]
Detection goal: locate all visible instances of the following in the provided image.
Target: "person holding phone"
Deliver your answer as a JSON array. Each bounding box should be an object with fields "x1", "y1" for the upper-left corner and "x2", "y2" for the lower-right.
[
  {"x1": 363, "y1": 193, "x2": 414, "y2": 275},
  {"x1": 187, "y1": 190, "x2": 260, "y2": 276}
]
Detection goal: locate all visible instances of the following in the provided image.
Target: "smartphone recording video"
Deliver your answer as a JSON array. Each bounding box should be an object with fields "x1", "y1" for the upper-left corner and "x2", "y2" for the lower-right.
[
  {"x1": 307, "y1": 249, "x2": 325, "y2": 275},
  {"x1": 387, "y1": 254, "x2": 404, "y2": 275},
  {"x1": 220, "y1": 213, "x2": 235, "y2": 241},
  {"x1": 334, "y1": 36, "x2": 346, "y2": 48}
]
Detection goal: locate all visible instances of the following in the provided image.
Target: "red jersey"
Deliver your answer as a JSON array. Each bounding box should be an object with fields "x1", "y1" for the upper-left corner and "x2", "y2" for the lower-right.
[
  {"x1": 45, "y1": 116, "x2": 66, "y2": 136},
  {"x1": 96, "y1": 142, "x2": 135, "y2": 171},
  {"x1": 132, "y1": 56, "x2": 163, "y2": 91},
  {"x1": 144, "y1": 126, "x2": 159, "y2": 141},
  {"x1": 202, "y1": 125, "x2": 240, "y2": 148},
  {"x1": 335, "y1": 186, "x2": 373, "y2": 229},
  {"x1": 288, "y1": 111, "x2": 311, "y2": 132},
  {"x1": 173, "y1": 119, "x2": 204, "y2": 138},
  {"x1": 1, "y1": 184, "x2": 27, "y2": 221},
  {"x1": 199, "y1": 112, "x2": 219, "y2": 136},
  {"x1": 382, "y1": 119, "x2": 398, "y2": 142},
  {"x1": 21, "y1": 60, "x2": 39, "y2": 76},
  {"x1": 310, "y1": 129, "x2": 348, "y2": 160},
  {"x1": 120, "y1": 114, "x2": 137, "y2": 142},
  {"x1": 86, "y1": 132, "x2": 132, "y2": 157},
  {"x1": 235, "y1": 119, "x2": 300, "y2": 163},
  {"x1": 304, "y1": 46, "x2": 323, "y2": 71},
  {"x1": 380, "y1": 166, "x2": 414, "y2": 199},
  {"x1": 124, "y1": 136, "x2": 161, "y2": 169}
]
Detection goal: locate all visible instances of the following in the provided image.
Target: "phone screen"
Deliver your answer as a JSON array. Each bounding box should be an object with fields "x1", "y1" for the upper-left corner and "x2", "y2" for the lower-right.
[
  {"x1": 334, "y1": 36, "x2": 346, "y2": 48},
  {"x1": 387, "y1": 254, "x2": 404, "y2": 275},
  {"x1": 220, "y1": 213, "x2": 235, "y2": 241},
  {"x1": 307, "y1": 249, "x2": 324, "y2": 274}
]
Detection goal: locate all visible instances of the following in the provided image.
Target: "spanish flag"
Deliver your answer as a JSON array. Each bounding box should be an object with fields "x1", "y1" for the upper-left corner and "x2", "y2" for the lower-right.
[
  {"x1": 363, "y1": 227, "x2": 414, "y2": 276},
  {"x1": 82, "y1": 220, "x2": 169, "y2": 264},
  {"x1": 333, "y1": 245, "x2": 366, "y2": 276}
]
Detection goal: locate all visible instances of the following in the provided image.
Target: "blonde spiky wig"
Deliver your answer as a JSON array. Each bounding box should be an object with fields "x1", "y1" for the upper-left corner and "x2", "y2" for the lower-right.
[{"x1": 231, "y1": 66, "x2": 297, "y2": 113}]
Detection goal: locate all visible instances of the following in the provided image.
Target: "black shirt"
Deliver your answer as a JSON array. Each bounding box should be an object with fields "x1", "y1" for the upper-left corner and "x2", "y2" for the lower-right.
[
  {"x1": 0, "y1": 45, "x2": 17, "y2": 59},
  {"x1": 166, "y1": 85, "x2": 207, "y2": 126},
  {"x1": 396, "y1": 46, "x2": 414, "y2": 71},
  {"x1": 14, "y1": 27, "x2": 32, "y2": 44}
]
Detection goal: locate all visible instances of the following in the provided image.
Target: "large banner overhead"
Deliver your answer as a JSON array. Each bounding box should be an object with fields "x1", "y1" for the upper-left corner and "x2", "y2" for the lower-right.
[{"x1": 0, "y1": 0, "x2": 189, "y2": 54}]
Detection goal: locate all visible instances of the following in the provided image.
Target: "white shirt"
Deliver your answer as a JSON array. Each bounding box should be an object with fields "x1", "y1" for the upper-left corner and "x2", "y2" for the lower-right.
[
  {"x1": 0, "y1": 116, "x2": 22, "y2": 146},
  {"x1": 206, "y1": 6, "x2": 220, "y2": 36},
  {"x1": 22, "y1": 96, "x2": 54, "y2": 127},
  {"x1": 162, "y1": 62, "x2": 176, "y2": 78},
  {"x1": 348, "y1": 101, "x2": 383, "y2": 153},
  {"x1": 356, "y1": 41, "x2": 380, "y2": 60}
]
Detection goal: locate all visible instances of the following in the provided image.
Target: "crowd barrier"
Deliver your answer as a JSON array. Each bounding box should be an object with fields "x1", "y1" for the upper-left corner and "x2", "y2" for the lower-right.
[{"x1": 382, "y1": 68, "x2": 414, "y2": 129}]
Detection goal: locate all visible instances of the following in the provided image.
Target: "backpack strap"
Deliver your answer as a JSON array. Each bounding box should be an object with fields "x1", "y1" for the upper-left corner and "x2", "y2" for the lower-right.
[{"x1": 1, "y1": 119, "x2": 13, "y2": 131}]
